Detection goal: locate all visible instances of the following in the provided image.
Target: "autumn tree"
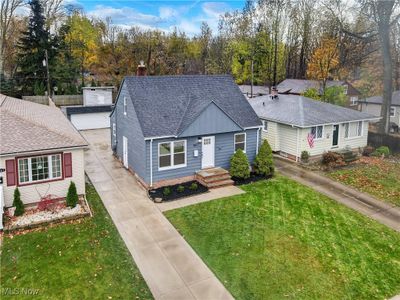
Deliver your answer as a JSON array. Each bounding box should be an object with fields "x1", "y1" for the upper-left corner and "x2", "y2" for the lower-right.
[{"x1": 307, "y1": 38, "x2": 339, "y2": 99}]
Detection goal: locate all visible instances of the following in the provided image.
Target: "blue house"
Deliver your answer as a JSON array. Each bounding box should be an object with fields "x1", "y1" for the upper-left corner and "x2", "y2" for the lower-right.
[{"x1": 110, "y1": 75, "x2": 262, "y2": 189}]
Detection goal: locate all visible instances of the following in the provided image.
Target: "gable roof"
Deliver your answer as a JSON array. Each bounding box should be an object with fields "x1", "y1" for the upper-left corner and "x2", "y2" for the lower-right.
[
  {"x1": 0, "y1": 94, "x2": 88, "y2": 155},
  {"x1": 119, "y1": 75, "x2": 261, "y2": 138},
  {"x1": 277, "y1": 79, "x2": 361, "y2": 96},
  {"x1": 359, "y1": 91, "x2": 400, "y2": 106},
  {"x1": 250, "y1": 94, "x2": 378, "y2": 128},
  {"x1": 238, "y1": 85, "x2": 269, "y2": 97}
]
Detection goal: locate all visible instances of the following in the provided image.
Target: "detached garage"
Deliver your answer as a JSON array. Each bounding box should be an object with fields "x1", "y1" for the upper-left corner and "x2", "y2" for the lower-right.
[{"x1": 63, "y1": 105, "x2": 113, "y2": 130}]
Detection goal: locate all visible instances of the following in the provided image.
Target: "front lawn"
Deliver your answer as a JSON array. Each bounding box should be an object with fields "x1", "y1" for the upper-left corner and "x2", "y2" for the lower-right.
[
  {"x1": 0, "y1": 183, "x2": 152, "y2": 300},
  {"x1": 328, "y1": 157, "x2": 400, "y2": 207},
  {"x1": 165, "y1": 176, "x2": 400, "y2": 300}
]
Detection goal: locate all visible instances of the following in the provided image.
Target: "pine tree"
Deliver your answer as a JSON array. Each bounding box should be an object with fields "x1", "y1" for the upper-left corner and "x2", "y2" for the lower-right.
[
  {"x1": 13, "y1": 188, "x2": 24, "y2": 216},
  {"x1": 254, "y1": 140, "x2": 274, "y2": 176},
  {"x1": 230, "y1": 149, "x2": 250, "y2": 179},
  {"x1": 16, "y1": 0, "x2": 55, "y2": 95},
  {"x1": 66, "y1": 181, "x2": 79, "y2": 208}
]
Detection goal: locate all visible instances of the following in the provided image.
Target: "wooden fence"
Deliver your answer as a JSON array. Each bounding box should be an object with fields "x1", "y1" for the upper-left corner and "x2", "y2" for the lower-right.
[
  {"x1": 22, "y1": 95, "x2": 83, "y2": 106},
  {"x1": 368, "y1": 131, "x2": 400, "y2": 153}
]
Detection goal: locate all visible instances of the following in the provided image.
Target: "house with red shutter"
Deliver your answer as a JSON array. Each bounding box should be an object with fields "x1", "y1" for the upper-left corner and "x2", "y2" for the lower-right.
[{"x1": 0, "y1": 94, "x2": 88, "y2": 210}]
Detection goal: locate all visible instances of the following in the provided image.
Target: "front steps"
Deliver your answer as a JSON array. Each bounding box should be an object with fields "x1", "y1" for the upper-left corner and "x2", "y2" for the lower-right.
[{"x1": 196, "y1": 167, "x2": 234, "y2": 189}]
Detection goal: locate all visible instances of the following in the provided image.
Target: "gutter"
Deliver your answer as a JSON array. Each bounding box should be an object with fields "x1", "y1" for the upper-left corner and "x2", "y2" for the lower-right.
[
  {"x1": 0, "y1": 145, "x2": 89, "y2": 157},
  {"x1": 150, "y1": 138, "x2": 153, "y2": 187},
  {"x1": 256, "y1": 127, "x2": 260, "y2": 154}
]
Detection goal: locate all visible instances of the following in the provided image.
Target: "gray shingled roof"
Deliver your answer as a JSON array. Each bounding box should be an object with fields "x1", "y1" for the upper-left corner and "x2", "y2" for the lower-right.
[
  {"x1": 277, "y1": 79, "x2": 360, "y2": 96},
  {"x1": 122, "y1": 75, "x2": 262, "y2": 138},
  {"x1": 250, "y1": 94, "x2": 378, "y2": 127},
  {"x1": 359, "y1": 91, "x2": 400, "y2": 106}
]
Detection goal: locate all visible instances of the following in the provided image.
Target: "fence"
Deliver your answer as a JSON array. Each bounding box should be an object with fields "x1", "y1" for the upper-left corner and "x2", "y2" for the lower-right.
[
  {"x1": 22, "y1": 95, "x2": 83, "y2": 106},
  {"x1": 368, "y1": 131, "x2": 400, "y2": 153}
]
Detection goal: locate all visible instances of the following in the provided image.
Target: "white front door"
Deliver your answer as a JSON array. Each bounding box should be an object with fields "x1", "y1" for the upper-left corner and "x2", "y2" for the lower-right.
[
  {"x1": 201, "y1": 136, "x2": 215, "y2": 169},
  {"x1": 123, "y1": 136, "x2": 128, "y2": 169}
]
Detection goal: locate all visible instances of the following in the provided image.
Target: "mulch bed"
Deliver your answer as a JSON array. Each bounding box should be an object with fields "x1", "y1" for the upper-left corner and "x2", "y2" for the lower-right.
[
  {"x1": 232, "y1": 172, "x2": 273, "y2": 185},
  {"x1": 148, "y1": 180, "x2": 208, "y2": 202}
]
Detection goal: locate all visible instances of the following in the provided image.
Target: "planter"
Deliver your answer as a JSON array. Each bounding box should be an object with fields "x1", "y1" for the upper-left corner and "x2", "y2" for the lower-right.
[
  {"x1": 149, "y1": 181, "x2": 208, "y2": 202},
  {"x1": 232, "y1": 172, "x2": 273, "y2": 185},
  {"x1": 8, "y1": 207, "x2": 16, "y2": 217}
]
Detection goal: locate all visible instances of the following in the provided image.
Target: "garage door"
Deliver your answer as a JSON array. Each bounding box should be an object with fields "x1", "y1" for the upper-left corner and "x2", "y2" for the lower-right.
[{"x1": 70, "y1": 113, "x2": 110, "y2": 130}]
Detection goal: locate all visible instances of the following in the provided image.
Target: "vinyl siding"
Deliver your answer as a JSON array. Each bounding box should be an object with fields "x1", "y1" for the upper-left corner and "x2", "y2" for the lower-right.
[
  {"x1": 261, "y1": 121, "x2": 279, "y2": 151},
  {"x1": 1, "y1": 148, "x2": 85, "y2": 207},
  {"x1": 145, "y1": 129, "x2": 259, "y2": 184},
  {"x1": 112, "y1": 83, "x2": 147, "y2": 180},
  {"x1": 360, "y1": 103, "x2": 400, "y2": 126},
  {"x1": 278, "y1": 124, "x2": 299, "y2": 156}
]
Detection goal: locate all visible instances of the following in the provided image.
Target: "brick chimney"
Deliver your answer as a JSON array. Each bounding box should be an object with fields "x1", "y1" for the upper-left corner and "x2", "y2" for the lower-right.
[
  {"x1": 270, "y1": 86, "x2": 279, "y2": 100},
  {"x1": 136, "y1": 60, "x2": 147, "y2": 76}
]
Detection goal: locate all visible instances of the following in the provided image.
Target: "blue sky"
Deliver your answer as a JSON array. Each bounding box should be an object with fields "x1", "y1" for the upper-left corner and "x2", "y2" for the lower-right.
[{"x1": 71, "y1": 0, "x2": 245, "y2": 35}]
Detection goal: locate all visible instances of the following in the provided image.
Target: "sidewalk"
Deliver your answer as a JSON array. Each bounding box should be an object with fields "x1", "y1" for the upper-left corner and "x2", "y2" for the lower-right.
[
  {"x1": 81, "y1": 129, "x2": 233, "y2": 300},
  {"x1": 275, "y1": 157, "x2": 400, "y2": 232}
]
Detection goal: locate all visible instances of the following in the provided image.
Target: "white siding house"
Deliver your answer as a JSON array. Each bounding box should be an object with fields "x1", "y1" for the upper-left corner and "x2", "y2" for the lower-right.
[{"x1": 251, "y1": 94, "x2": 379, "y2": 161}]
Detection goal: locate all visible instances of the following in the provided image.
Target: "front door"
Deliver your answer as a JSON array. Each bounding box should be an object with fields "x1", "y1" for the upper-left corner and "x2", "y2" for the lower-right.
[
  {"x1": 201, "y1": 136, "x2": 215, "y2": 169},
  {"x1": 123, "y1": 136, "x2": 128, "y2": 169},
  {"x1": 332, "y1": 125, "x2": 339, "y2": 148}
]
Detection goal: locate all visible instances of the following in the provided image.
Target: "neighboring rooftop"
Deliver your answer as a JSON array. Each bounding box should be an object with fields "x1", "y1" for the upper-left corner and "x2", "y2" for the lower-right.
[
  {"x1": 250, "y1": 94, "x2": 378, "y2": 127},
  {"x1": 117, "y1": 75, "x2": 262, "y2": 138},
  {"x1": 81, "y1": 86, "x2": 115, "y2": 90},
  {"x1": 238, "y1": 85, "x2": 270, "y2": 97},
  {"x1": 277, "y1": 79, "x2": 360, "y2": 95},
  {"x1": 359, "y1": 91, "x2": 400, "y2": 106},
  {"x1": 0, "y1": 94, "x2": 88, "y2": 155}
]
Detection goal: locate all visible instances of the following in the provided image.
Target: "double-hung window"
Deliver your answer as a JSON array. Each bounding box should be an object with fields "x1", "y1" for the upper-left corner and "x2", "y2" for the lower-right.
[
  {"x1": 234, "y1": 133, "x2": 246, "y2": 152},
  {"x1": 390, "y1": 107, "x2": 395, "y2": 117},
  {"x1": 310, "y1": 126, "x2": 323, "y2": 140},
  {"x1": 350, "y1": 96, "x2": 358, "y2": 106},
  {"x1": 18, "y1": 154, "x2": 62, "y2": 184},
  {"x1": 262, "y1": 120, "x2": 268, "y2": 132},
  {"x1": 344, "y1": 121, "x2": 363, "y2": 138},
  {"x1": 158, "y1": 141, "x2": 186, "y2": 170}
]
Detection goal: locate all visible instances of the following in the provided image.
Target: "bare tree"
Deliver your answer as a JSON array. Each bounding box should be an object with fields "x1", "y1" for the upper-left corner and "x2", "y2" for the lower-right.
[
  {"x1": 42, "y1": 0, "x2": 65, "y2": 30},
  {"x1": 0, "y1": 0, "x2": 23, "y2": 74}
]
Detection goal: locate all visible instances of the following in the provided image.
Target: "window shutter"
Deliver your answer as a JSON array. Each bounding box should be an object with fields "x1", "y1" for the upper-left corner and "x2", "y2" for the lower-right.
[
  {"x1": 6, "y1": 159, "x2": 16, "y2": 186},
  {"x1": 64, "y1": 153, "x2": 73, "y2": 178}
]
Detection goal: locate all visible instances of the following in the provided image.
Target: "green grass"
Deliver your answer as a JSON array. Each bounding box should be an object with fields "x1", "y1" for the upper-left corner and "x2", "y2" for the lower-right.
[
  {"x1": 328, "y1": 159, "x2": 400, "y2": 207},
  {"x1": 0, "y1": 183, "x2": 153, "y2": 300},
  {"x1": 165, "y1": 176, "x2": 400, "y2": 300}
]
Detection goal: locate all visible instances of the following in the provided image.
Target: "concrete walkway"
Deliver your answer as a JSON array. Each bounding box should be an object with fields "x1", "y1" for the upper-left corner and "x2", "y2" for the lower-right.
[
  {"x1": 81, "y1": 129, "x2": 233, "y2": 300},
  {"x1": 275, "y1": 157, "x2": 400, "y2": 232}
]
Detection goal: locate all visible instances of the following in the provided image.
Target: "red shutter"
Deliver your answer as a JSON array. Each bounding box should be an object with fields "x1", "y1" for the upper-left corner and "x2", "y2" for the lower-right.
[
  {"x1": 6, "y1": 159, "x2": 16, "y2": 186},
  {"x1": 64, "y1": 153, "x2": 72, "y2": 178}
]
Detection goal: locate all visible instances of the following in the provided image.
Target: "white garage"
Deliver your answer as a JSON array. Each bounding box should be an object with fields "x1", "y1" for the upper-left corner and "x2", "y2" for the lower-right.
[{"x1": 63, "y1": 105, "x2": 113, "y2": 130}]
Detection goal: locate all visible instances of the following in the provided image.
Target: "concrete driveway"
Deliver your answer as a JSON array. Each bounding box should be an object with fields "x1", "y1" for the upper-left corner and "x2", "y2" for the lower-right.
[{"x1": 81, "y1": 129, "x2": 233, "y2": 300}]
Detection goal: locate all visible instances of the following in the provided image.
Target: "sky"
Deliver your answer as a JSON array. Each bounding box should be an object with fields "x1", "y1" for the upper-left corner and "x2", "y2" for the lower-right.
[{"x1": 67, "y1": 0, "x2": 246, "y2": 35}]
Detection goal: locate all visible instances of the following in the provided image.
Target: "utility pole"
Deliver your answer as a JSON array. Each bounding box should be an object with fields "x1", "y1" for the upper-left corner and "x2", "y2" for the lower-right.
[
  {"x1": 250, "y1": 59, "x2": 254, "y2": 98},
  {"x1": 43, "y1": 49, "x2": 51, "y2": 100}
]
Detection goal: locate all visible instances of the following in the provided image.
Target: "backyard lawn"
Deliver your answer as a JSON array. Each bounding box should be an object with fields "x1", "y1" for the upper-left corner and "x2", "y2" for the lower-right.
[
  {"x1": 165, "y1": 176, "x2": 400, "y2": 300},
  {"x1": 0, "y1": 183, "x2": 153, "y2": 300},
  {"x1": 328, "y1": 157, "x2": 400, "y2": 207}
]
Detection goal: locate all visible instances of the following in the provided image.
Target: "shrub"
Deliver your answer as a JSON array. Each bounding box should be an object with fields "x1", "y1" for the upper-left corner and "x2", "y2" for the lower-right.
[
  {"x1": 253, "y1": 140, "x2": 274, "y2": 176},
  {"x1": 163, "y1": 187, "x2": 171, "y2": 196},
  {"x1": 371, "y1": 146, "x2": 390, "y2": 158},
  {"x1": 13, "y1": 188, "x2": 24, "y2": 216},
  {"x1": 322, "y1": 151, "x2": 345, "y2": 168},
  {"x1": 177, "y1": 185, "x2": 185, "y2": 193},
  {"x1": 189, "y1": 182, "x2": 198, "y2": 190},
  {"x1": 230, "y1": 149, "x2": 250, "y2": 179},
  {"x1": 301, "y1": 151, "x2": 310, "y2": 163},
  {"x1": 362, "y1": 146, "x2": 375, "y2": 157},
  {"x1": 66, "y1": 181, "x2": 79, "y2": 207}
]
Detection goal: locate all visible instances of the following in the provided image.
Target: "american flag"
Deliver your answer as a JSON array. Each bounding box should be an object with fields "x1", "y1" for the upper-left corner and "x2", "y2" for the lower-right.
[{"x1": 307, "y1": 133, "x2": 315, "y2": 148}]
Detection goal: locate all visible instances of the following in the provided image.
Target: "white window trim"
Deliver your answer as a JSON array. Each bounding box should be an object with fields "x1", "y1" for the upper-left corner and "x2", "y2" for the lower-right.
[
  {"x1": 390, "y1": 107, "x2": 395, "y2": 117},
  {"x1": 17, "y1": 154, "x2": 62, "y2": 185},
  {"x1": 234, "y1": 132, "x2": 247, "y2": 153},
  {"x1": 344, "y1": 121, "x2": 363, "y2": 140},
  {"x1": 350, "y1": 96, "x2": 358, "y2": 106},
  {"x1": 158, "y1": 140, "x2": 187, "y2": 171},
  {"x1": 262, "y1": 120, "x2": 268, "y2": 132},
  {"x1": 123, "y1": 97, "x2": 127, "y2": 116},
  {"x1": 310, "y1": 126, "x2": 324, "y2": 140}
]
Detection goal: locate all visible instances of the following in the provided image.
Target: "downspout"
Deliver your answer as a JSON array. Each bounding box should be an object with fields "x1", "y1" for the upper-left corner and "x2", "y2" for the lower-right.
[
  {"x1": 150, "y1": 139, "x2": 153, "y2": 187},
  {"x1": 295, "y1": 127, "x2": 300, "y2": 162},
  {"x1": 256, "y1": 127, "x2": 260, "y2": 154}
]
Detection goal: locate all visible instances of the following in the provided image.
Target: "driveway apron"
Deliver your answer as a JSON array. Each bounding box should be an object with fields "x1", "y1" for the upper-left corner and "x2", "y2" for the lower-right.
[{"x1": 81, "y1": 129, "x2": 233, "y2": 300}]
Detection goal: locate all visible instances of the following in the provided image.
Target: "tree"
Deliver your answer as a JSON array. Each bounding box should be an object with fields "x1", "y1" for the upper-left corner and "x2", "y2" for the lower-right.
[
  {"x1": 254, "y1": 140, "x2": 274, "y2": 176},
  {"x1": 66, "y1": 181, "x2": 78, "y2": 207},
  {"x1": 302, "y1": 88, "x2": 321, "y2": 100},
  {"x1": 307, "y1": 38, "x2": 339, "y2": 98},
  {"x1": 230, "y1": 149, "x2": 250, "y2": 179},
  {"x1": 13, "y1": 187, "x2": 24, "y2": 216}
]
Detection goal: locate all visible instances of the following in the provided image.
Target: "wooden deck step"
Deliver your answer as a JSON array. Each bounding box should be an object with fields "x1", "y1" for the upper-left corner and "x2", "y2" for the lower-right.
[{"x1": 196, "y1": 167, "x2": 234, "y2": 189}]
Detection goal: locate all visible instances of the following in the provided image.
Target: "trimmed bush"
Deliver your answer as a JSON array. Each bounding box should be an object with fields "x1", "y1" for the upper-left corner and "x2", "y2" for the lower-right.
[
  {"x1": 230, "y1": 149, "x2": 250, "y2": 179},
  {"x1": 322, "y1": 151, "x2": 345, "y2": 168},
  {"x1": 301, "y1": 151, "x2": 310, "y2": 163},
  {"x1": 371, "y1": 146, "x2": 390, "y2": 158},
  {"x1": 189, "y1": 182, "x2": 198, "y2": 190},
  {"x1": 254, "y1": 140, "x2": 274, "y2": 176},
  {"x1": 163, "y1": 187, "x2": 171, "y2": 196},
  {"x1": 66, "y1": 181, "x2": 79, "y2": 208},
  {"x1": 13, "y1": 188, "x2": 24, "y2": 216},
  {"x1": 177, "y1": 185, "x2": 185, "y2": 193}
]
